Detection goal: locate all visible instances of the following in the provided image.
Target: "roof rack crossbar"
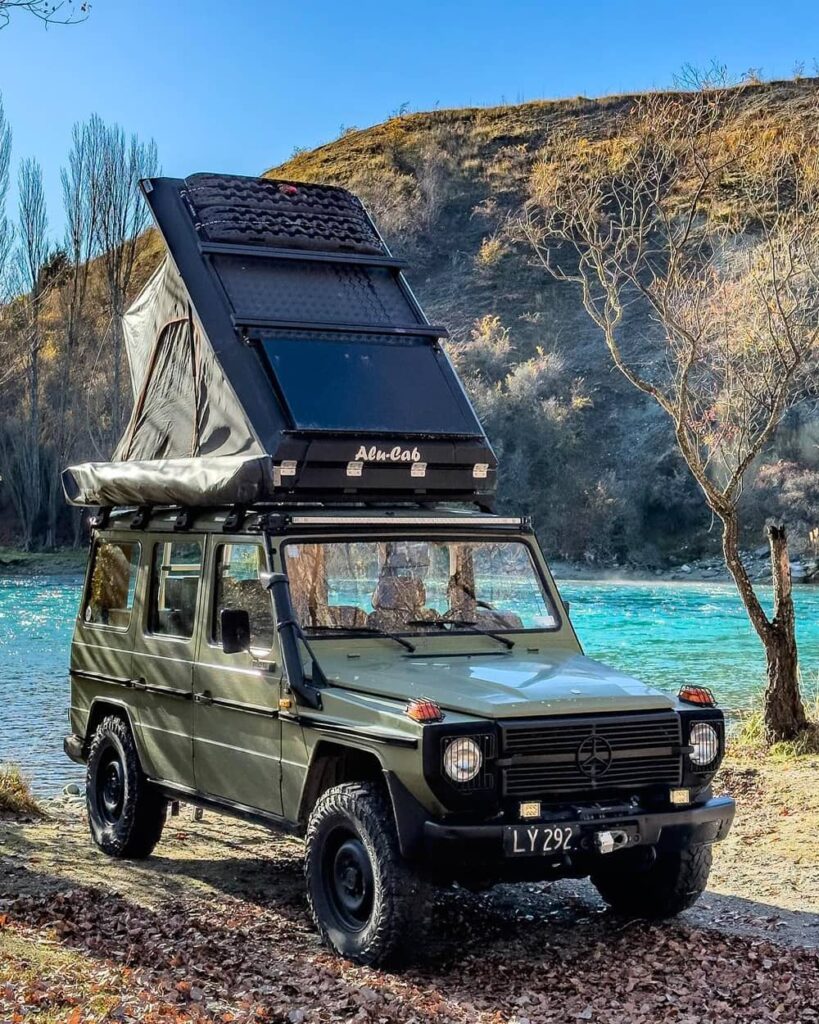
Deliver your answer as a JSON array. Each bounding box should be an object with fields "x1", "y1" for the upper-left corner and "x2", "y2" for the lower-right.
[
  {"x1": 238, "y1": 317, "x2": 448, "y2": 339},
  {"x1": 200, "y1": 240, "x2": 407, "y2": 270}
]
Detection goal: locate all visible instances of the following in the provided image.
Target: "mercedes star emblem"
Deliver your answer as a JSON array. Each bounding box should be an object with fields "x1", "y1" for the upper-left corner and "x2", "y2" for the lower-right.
[{"x1": 576, "y1": 733, "x2": 614, "y2": 779}]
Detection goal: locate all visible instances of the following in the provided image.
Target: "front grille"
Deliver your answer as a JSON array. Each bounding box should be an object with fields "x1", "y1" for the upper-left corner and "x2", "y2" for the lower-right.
[{"x1": 501, "y1": 712, "x2": 682, "y2": 798}]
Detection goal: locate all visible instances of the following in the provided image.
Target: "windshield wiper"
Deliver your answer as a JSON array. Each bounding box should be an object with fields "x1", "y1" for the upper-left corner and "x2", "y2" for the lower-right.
[
  {"x1": 408, "y1": 618, "x2": 515, "y2": 650},
  {"x1": 305, "y1": 624, "x2": 416, "y2": 653}
]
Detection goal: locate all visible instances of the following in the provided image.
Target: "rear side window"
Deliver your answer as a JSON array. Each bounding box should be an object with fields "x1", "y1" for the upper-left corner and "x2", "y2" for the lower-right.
[
  {"x1": 83, "y1": 540, "x2": 141, "y2": 629},
  {"x1": 148, "y1": 541, "x2": 203, "y2": 639}
]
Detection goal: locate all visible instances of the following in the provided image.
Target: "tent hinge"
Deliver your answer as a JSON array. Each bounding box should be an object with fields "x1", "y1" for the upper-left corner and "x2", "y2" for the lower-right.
[
  {"x1": 222, "y1": 505, "x2": 247, "y2": 532},
  {"x1": 130, "y1": 506, "x2": 152, "y2": 530},
  {"x1": 174, "y1": 508, "x2": 196, "y2": 531}
]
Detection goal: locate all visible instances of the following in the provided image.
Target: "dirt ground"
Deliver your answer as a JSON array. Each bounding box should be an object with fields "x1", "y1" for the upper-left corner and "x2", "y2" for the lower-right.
[{"x1": 1, "y1": 755, "x2": 818, "y2": 1024}]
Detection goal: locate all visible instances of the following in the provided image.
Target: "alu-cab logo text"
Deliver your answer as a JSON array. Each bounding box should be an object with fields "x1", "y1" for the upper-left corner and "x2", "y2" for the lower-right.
[{"x1": 354, "y1": 445, "x2": 422, "y2": 463}]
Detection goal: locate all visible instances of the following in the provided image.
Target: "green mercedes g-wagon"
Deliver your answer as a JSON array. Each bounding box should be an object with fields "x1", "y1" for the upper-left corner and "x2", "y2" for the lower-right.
[{"x1": 62, "y1": 173, "x2": 735, "y2": 965}]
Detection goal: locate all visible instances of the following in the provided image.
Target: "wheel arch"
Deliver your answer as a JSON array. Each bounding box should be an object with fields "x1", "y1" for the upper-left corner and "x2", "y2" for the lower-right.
[
  {"x1": 298, "y1": 741, "x2": 428, "y2": 859},
  {"x1": 83, "y1": 699, "x2": 141, "y2": 763},
  {"x1": 298, "y1": 740, "x2": 386, "y2": 827}
]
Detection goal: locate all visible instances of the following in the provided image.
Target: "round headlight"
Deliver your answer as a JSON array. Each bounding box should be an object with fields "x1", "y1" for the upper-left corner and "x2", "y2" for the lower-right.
[
  {"x1": 443, "y1": 737, "x2": 482, "y2": 783},
  {"x1": 689, "y1": 722, "x2": 719, "y2": 767}
]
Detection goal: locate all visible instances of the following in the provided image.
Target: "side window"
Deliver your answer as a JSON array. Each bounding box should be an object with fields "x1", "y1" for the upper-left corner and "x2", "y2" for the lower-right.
[
  {"x1": 148, "y1": 541, "x2": 203, "y2": 639},
  {"x1": 213, "y1": 543, "x2": 275, "y2": 653},
  {"x1": 83, "y1": 540, "x2": 141, "y2": 629}
]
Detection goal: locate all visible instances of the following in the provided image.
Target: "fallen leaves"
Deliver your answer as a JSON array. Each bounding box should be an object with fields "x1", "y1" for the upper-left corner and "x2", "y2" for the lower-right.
[
  {"x1": 2, "y1": 789, "x2": 819, "y2": 1023},
  {"x1": 1, "y1": 876, "x2": 818, "y2": 1024}
]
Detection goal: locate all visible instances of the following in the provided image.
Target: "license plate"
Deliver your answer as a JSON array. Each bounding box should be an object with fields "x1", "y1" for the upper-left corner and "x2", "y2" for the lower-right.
[{"x1": 504, "y1": 823, "x2": 577, "y2": 857}]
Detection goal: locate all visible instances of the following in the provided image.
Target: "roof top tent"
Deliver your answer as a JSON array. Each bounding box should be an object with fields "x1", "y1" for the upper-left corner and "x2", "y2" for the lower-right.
[{"x1": 62, "y1": 173, "x2": 497, "y2": 509}]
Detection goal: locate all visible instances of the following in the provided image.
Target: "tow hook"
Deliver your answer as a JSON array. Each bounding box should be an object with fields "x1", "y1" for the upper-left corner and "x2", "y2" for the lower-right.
[{"x1": 594, "y1": 829, "x2": 630, "y2": 855}]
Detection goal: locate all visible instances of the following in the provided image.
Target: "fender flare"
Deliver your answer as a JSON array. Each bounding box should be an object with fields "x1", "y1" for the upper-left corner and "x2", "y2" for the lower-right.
[{"x1": 84, "y1": 698, "x2": 142, "y2": 766}]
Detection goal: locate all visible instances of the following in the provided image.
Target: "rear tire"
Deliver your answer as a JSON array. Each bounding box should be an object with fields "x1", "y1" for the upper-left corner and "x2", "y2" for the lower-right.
[
  {"x1": 86, "y1": 714, "x2": 166, "y2": 859},
  {"x1": 304, "y1": 782, "x2": 429, "y2": 965},
  {"x1": 591, "y1": 844, "x2": 712, "y2": 918}
]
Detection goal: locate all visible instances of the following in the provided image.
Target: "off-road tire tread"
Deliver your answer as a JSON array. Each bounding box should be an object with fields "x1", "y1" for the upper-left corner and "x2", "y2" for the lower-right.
[
  {"x1": 591, "y1": 843, "x2": 712, "y2": 918},
  {"x1": 86, "y1": 714, "x2": 166, "y2": 859},
  {"x1": 305, "y1": 781, "x2": 429, "y2": 965}
]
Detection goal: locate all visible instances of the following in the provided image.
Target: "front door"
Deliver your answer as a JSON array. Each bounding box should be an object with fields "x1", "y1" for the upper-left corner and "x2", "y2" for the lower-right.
[
  {"x1": 132, "y1": 536, "x2": 204, "y2": 789},
  {"x1": 193, "y1": 539, "x2": 283, "y2": 816}
]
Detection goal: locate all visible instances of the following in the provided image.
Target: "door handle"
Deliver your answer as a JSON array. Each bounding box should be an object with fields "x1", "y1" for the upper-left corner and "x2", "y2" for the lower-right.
[{"x1": 194, "y1": 692, "x2": 214, "y2": 706}]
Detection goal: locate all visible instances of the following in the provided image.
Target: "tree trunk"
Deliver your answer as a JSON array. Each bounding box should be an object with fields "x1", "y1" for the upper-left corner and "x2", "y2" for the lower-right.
[
  {"x1": 112, "y1": 311, "x2": 123, "y2": 444},
  {"x1": 763, "y1": 524, "x2": 807, "y2": 743},
  {"x1": 720, "y1": 514, "x2": 807, "y2": 744}
]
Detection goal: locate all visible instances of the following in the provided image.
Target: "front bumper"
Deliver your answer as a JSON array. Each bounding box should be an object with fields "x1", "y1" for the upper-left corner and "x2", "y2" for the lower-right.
[{"x1": 424, "y1": 796, "x2": 736, "y2": 856}]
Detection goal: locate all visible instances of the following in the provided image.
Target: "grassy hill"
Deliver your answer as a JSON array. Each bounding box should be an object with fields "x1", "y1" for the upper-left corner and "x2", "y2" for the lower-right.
[{"x1": 264, "y1": 79, "x2": 819, "y2": 565}]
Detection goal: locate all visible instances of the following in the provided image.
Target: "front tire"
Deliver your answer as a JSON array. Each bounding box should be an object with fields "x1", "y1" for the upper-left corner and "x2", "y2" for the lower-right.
[
  {"x1": 304, "y1": 782, "x2": 428, "y2": 965},
  {"x1": 591, "y1": 843, "x2": 712, "y2": 918},
  {"x1": 86, "y1": 714, "x2": 166, "y2": 859}
]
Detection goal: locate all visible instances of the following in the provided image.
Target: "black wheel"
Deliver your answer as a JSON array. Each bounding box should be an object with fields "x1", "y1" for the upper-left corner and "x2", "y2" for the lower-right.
[
  {"x1": 304, "y1": 782, "x2": 429, "y2": 965},
  {"x1": 590, "y1": 843, "x2": 712, "y2": 918},
  {"x1": 86, "y1": 714, "x2": 167, "y2": 859}
]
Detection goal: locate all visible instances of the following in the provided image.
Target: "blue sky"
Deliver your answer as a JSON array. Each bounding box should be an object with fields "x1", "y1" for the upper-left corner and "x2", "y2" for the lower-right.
[{"x1": 1, "y1": 0, "x2": 818, "y2": 234}]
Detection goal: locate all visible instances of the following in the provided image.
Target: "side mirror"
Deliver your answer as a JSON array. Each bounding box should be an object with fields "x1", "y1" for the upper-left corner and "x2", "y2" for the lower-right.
[
  {"x1": 221, "y1": 607, "x2": 251, "y2": 654},
  {"x1": 564, "y1": 600, "x2": 571, "y2": 617}
]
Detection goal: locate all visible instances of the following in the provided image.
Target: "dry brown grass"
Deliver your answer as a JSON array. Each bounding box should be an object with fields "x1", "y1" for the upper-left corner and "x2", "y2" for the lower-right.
[{"x1": 0, "y1": 764, "x2": 42, "y2": 817}]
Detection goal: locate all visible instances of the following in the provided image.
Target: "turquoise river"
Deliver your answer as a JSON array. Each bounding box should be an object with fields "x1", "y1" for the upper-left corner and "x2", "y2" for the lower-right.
[{"x1": 1, "y1": 573, "x2": 818, "y2": 795}]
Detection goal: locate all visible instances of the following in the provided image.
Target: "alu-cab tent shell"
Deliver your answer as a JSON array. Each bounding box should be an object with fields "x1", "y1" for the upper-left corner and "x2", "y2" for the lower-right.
[{"x1": 62, "y1": 173, "x2": 497, "y2": 508}]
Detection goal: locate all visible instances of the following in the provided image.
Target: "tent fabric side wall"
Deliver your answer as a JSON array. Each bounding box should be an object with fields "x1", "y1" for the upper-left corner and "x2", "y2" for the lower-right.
[{"x1": 115, "y1": 257, "x2": 263, "y2": 465}]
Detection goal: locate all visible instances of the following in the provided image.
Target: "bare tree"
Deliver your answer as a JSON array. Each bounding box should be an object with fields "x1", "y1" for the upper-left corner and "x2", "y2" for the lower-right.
[
  {"x1": 523, "y1": 87, "x2": 819, "y2": 742},
  {"x1": 0, "y1": 0, "x2": 89, "y2": 29},
  {"x1": 0, "y1": 93, "x2": 12, "y2": 303},
  {"x1": 39, "y1": 118, "x2": 103, "y2": 546},
  {"x1": 0, "y1": 158, "x2": 50, "y2": 549},
  {"x1": 672, "y1": 60, "x2": 730, "y2": 91},
  {"x1": 91, "y1": 115, "x2": 158, "y2": 443}
]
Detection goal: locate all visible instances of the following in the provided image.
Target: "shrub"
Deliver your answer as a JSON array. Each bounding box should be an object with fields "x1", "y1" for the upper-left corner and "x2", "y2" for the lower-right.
[
  {"x1": 475, "y1": 236, "x2": 506, "y2": 269},
  {"x1": 0, "y1": 764, "x2": 42, "y2": 816}
]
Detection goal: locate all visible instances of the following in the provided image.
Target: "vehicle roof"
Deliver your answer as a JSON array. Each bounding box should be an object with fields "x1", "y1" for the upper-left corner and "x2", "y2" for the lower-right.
[{"x1": 102, "y1": 504, "x2": 528, "y2": 535}]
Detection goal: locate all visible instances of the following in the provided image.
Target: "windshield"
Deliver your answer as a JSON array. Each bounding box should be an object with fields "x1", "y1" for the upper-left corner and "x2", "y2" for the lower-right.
[{"x1": 281, "y1": 539, "x2": 558, "y2": 635}]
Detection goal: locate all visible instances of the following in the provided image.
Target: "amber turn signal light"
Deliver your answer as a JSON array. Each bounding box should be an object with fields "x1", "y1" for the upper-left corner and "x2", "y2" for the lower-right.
[
  {"x1": 406, "y1": 698, "x2": 445, "y2": 723},
  {"x1": 678, "y1": 685, "x2": 717, "y2": 706}
]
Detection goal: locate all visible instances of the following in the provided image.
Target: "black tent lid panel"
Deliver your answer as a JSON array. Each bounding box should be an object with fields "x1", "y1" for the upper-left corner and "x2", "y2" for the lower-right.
[
  {"x1": 259, "y1": 332, "x2": 479, "y2": 435},
  {"x1": 140, "y1": 172, "x2": 496, "y2": 501}
]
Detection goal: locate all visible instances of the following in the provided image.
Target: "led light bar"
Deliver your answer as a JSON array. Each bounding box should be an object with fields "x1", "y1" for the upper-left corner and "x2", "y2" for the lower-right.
[{"x1": 286, "y1": 516, "x2": 524, "y2": 527}]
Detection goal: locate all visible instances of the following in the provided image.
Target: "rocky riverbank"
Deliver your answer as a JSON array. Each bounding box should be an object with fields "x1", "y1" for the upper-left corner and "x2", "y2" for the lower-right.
[
  {"x1": 0, "y1": 547, "x2": 87, "y2": 575},
  {"x1": 552, "y1": 550, "x2": 819, "y2": 585}
]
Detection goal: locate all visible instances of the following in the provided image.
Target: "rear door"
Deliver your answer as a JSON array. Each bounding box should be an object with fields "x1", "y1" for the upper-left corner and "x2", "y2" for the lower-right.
[
  {"x1": 70, "y1": 533, "x2": 141, "y2": 732},
  {"x1": 131, "y1": 536, "x2": 204, "y2": 789},
  {"x1": 192, "y1": 539, "x2": 283, "y2": 816}
]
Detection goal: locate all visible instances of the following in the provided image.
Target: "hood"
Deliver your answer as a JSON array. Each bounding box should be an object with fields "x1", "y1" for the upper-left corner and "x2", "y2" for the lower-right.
[{"x1": 318, "y1": 646, "x2": 675, "y2": 719}]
